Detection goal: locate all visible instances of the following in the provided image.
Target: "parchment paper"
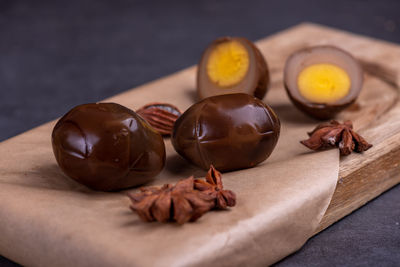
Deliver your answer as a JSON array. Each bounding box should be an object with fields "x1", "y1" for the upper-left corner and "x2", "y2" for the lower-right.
[{"x1": 0, "y1": 66, "x2": 339, "y2": 266}]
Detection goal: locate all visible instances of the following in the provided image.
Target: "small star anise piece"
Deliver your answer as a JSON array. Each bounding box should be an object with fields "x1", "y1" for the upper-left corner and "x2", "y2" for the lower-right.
[
  {"x1": 171, "y1": 177, "x2": 215, "y2": 223},
  {"x1": 136, "y1": 103, "x2": 181, "y2": 135},
  {"x1": 194, "y1": 165, "x2": 236, "y2": 209},
  {"x1": 128, "y1": 176, "x2": 215, "y2": 224},
  {"x1": 300, "y1": 120, "x2": 373, "y2": 156}
]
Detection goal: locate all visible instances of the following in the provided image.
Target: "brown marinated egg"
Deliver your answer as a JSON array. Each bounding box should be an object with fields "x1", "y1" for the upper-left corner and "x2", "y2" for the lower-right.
[
  {"x1": 197, "y1": 37, "x2": 270, "y2": 100},
  {"x1": 172, "y1": 93, "x2": 280, "y2": 172},
  {"x1": 284, "y1": 45, "x2": 363, "y2": 119},
  {"x1": 52, "y1": 103, "x2": 166, "y2": 191}
]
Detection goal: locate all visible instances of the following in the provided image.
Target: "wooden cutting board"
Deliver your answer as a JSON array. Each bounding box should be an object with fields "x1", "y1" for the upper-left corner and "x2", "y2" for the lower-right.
[
  {"x1": 120, "y1": 23, "x2": 400, "y2": 232},
  {"x1": 103, "y1": 23, "x2": 400, "y2": 233},
  {"x1": 274, "y1": 23, "x2": 400, "y2": 232}
]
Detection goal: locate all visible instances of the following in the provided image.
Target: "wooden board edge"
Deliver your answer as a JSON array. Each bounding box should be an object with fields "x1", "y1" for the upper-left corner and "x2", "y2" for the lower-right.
[
  {"x1": 316, "y1": 132, "x2": 400, "y2": 233},
  {"x1": 298, "y1": 22, "x2": 400, "y2": 50}
]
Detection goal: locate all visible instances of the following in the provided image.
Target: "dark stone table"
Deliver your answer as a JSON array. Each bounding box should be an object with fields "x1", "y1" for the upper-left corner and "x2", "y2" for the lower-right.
[{"x1": 1, "y1": 0, "x2": 399, "y2": 266}]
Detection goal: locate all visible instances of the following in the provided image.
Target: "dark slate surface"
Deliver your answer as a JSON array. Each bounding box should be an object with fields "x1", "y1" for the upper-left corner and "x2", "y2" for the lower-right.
[{"x1": 0, "y1": 0, "x2": 399, "y2": 266}]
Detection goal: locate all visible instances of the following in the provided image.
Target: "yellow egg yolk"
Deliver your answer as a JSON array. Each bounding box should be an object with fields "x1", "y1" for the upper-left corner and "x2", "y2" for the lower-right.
[
  {"x1": 297, "y1": 63, "x2": 351, "y2": 103},
  {"x1": 206, "y1": 41, "x2": 249, "y2": 87}
]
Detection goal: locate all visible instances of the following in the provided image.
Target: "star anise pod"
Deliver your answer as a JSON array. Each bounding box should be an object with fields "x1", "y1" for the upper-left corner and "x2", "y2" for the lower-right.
[
  {"x1": 136, "y1": 103, "x2": 181, "y2": 135},
  {"x1": 300, "y1": 120, "x2": 373, "y2": 156},
  {"x1": 128, "y1": 176, "x2": 215, "y2": 224},
  {"x1": 194, "y1": 165, "x2": 236, "y2": 209},
  {"x1": 128, "y1": 166, "x2": 237, "y2": 224}
]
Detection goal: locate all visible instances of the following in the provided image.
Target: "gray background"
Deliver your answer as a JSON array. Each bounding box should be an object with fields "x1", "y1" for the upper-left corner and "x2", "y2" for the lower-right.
[{"x1": 0, "y1": 0, "x2": 399, "y2": 266}]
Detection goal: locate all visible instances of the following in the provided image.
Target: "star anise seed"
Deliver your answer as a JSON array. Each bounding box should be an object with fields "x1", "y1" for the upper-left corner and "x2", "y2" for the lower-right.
[
  {"x1": 128, "y1": 166, "x2": 237, "y2": 224},
  {"x1": 128, "y1": 176, "x2": 215, "y2": 224},
  {"x1": 194, "y1": 165, "x2": 236, "y2": 209},
  {"x1": 301, "y1": 120, "x2": 372, "y2": 156}
]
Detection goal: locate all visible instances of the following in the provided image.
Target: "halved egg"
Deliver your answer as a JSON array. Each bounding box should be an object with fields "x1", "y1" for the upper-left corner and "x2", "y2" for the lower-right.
[
  {"x1": 197, "y1": 37, "x2": 270, "y2": 100},
  {"x1": 284, "y1": 45, "x2": 363, "y2": 119}
]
